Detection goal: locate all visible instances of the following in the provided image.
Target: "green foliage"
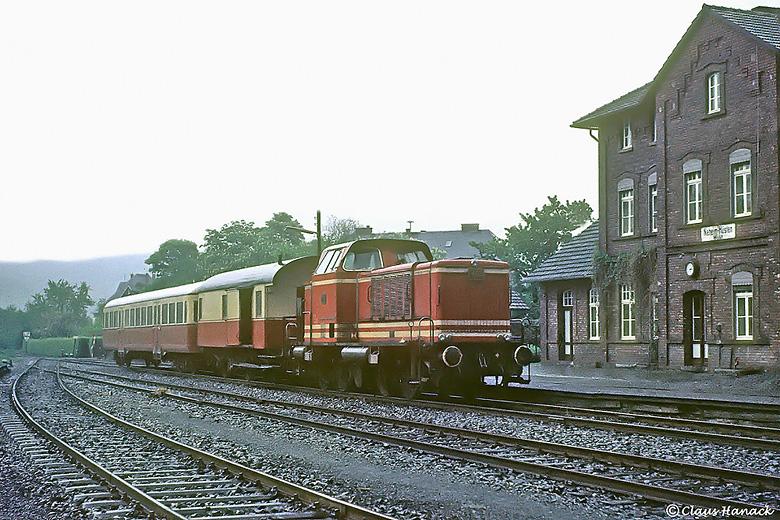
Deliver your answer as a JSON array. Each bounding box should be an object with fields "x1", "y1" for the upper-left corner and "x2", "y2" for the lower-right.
[
  {"x1": 322, "y1": 216, "x2": 362, "y2": 247},
  {"x1": 145, "y1": 239, "x2": 199, "y2": 290},
  {"x1": 472, "y1": 196, "x2": 593, "y2": 317},
  {"x1": 27, "y1": 337, "x2": 74, "y2": 357},
  {"x1": 0, "y1": 306, "x2": 29, "y2": 349},
  {"x1": 25, "y1": 279, "x2": 94, "y2": 338}
]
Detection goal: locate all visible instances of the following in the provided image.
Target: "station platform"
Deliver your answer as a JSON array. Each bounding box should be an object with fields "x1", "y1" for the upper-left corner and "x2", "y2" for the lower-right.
[{"x1": 521, "y1": 362, "x2": 780, "y2": 407}]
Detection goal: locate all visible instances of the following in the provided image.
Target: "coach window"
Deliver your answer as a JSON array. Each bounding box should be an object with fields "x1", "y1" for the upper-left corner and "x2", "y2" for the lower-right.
[
  {"x1": 162, "y1": 303, "x2": 168, "y2": 325},
  {"x1": 184, "y1": 301, "x2": 187, "y2": 323},
  {"x1": 222, "y1": 294, "x2": 228, "y2": 320},
  {"x1": 732, "y1": 272, "x2": 754, "y2": 341},
  {"x1": 256, "y1": 290, "x2": 263, "y2": 318},
  {"x1": 198, "y1": 298, "x2": 203, "y2": 320},
  {"x1": 147, "y1": 306, "x2": 153, "y2": 326},
  {"x1": 169, "y1": 302, "x2": 176, "y2": 324},
  {"x1": 730, "y1": 149, "x2": 752, "y2": 218},
  {"x1": 176, "y1": 301, "x2": 184, "y2": 323}
]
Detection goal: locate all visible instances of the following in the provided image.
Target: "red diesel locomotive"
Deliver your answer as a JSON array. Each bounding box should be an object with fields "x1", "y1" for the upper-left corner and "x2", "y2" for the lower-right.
[{"x1": 103, "y1": 237, "x2": 534, "y2": 397}]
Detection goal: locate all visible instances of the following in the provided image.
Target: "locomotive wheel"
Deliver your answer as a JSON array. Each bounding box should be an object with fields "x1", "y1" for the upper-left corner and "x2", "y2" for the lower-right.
[
  {"x1": 434, "y1": 371, "x2": 453, "y2": 398},
  {"x1": 317, "y1": 362, "x2": 334, "y2": 390},
  {"x1": 352, "y1": 365, "x2": 363, "y2": 389},
  {"x1": 376, "y1": 365, "x2": 391, "y2": 397},
  {"x1": 335, "y1": 363, "x2": 351, "y2": 392},
  {"x1": 398, "y1": 377, "x2": 421, "y2": 400}
]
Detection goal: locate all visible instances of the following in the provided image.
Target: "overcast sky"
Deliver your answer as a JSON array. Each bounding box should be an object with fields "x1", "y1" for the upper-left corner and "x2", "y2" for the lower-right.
[{"x1": 0, "y1": 0, "x2": 769, "y2": 262}]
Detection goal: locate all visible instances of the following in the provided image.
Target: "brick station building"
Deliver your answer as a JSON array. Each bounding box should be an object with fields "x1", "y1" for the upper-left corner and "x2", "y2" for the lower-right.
[{"x1": 526, "y1": 5, "x2": 780, "y2": 371}]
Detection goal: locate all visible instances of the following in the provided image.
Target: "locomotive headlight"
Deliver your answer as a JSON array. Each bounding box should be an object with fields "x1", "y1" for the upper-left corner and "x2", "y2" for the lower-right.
[{"x1": 514, "y1": 345, "x2": 533, "y2": 366}]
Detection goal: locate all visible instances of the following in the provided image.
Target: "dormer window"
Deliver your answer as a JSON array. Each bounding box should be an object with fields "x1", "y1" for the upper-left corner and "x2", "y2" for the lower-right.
[
  {"x1": 622, "y1": 120, "x2": 632, "y2": 149},
  {"x1": 707, "y1": 72, "x2": 722, "y2": 113}
]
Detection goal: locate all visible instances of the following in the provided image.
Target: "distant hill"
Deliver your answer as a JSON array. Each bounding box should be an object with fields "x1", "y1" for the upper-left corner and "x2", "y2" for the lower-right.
[{"x1": 0, "y1": 254, "x2": 150, "y2": 309}]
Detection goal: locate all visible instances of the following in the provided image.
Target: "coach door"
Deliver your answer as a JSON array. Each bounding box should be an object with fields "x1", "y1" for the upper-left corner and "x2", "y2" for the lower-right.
[
  {"x1": 558, "y1": 290, "x2": 573, "y2": 361},
  {"x1": 239, "y1": 288, "x2": 253, "y2": 346},
  {"x1": 683, "y1": 291, "x2": 707, "y2": 367}
]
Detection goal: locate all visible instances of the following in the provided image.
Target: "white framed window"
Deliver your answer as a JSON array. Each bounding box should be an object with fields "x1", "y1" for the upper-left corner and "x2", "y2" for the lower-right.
[
  {"x1": 735, "y1": 291, "x2": 753, "y2": 340},
  {"x1": 588, "y1": 289, "x2": 600, "y2": 340},
  {"x1": 562, "y1": 290, "x2": 573, "y2": 307},
  {"x1": 620, "y1": 284, "x2": 636, "y2": 340},
  {"x1": 707, "y1": 72, "x2": 722, "y2": 113},
  {"x1": 686, "y1": 170, "x2": 702, "y2": 224},
  {"x1": 733, "y1": 162, "x2": 752, "y2": 217},
  {"x1": 622, "y1": 120, "x2": 632, "y2": 149},
  {"x1": 649, "y1": 183, "x2": 658, "y2": 233},
  {"x1": 620, "y1": 188, "x2": 634, "y2": 236}
]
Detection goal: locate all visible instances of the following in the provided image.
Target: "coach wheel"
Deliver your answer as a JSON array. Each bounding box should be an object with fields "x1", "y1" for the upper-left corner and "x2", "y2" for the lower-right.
[
  {"x1": 376, "y1": 365, "x2": 391, "y2": 397},
  {"x1": 114, "y1": 352, "x2": 122, "y2": 366},
  {"x1": 152, "y1": 358, "x2": 161, "y2": 368},
  {"x1": 335, "y1": 363, "x2": 352, "y2": 392},
  {"x1": 144, "y1": 357, "x2": 153, "y2": 368},
  {"x1": 217, "y1": 356, "x2": 231, "y2": 378},
  {"x1": 124, "y1": 354, "x2": 132, "y2": 367}
]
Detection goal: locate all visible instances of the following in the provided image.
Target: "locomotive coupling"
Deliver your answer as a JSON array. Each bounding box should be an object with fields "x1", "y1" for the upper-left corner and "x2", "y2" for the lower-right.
[{"x1": 441, "y1": 345, "x2": 463, "y2": 368}]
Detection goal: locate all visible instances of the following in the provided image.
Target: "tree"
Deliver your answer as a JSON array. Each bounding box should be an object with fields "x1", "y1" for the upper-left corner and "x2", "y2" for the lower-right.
[
  {"x1": 199, "y1": 220, "x2": 266, "y2": 277},
  {"x1": 145, "y1": 239, "x2": 200, "y2": 290},
  {"x1": 25, "y1": 280, "x2": 95, "y2": 338},
  {"x1": 0, "y1": 306, "x2": 29, "y2": 349},
  {"x1": 322, "y1": 216, "x2": 362, "y2": 247},
  {"x1": 473, "y1": 196, "x2": 593, "y2": 316}
]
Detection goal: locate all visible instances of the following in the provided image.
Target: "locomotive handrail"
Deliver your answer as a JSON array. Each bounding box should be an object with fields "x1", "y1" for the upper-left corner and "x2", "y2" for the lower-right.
[
  {"x1": 417, "y1": 316, "x2": 434, "y2": 343},
  {"x1": 285, "y1": 321, "x2": 298, "y2": 343},
  {"x1": 302, "y1": 310, "x2": 312, "y2": 345}
]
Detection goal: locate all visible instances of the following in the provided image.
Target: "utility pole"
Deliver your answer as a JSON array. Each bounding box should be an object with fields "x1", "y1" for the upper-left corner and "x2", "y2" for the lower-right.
[{"x1": 286, "y1": 210, "x2": 323, "y2": 255}]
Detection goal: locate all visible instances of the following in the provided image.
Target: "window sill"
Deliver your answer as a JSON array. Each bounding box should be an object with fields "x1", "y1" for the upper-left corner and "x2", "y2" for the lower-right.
[
  {"x1": 619, "y1": 146, "x2": 633, "y2": 154},
  {"x1": 702, "y1": 109, "x2": 726, "y2": 121},
  {"x1": 648, "y1": 141, "x2": 657, "y2": 147}
]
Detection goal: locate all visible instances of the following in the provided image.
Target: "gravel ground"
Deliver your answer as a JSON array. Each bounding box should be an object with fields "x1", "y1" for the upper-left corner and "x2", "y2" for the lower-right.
[
  {"x1": 0, "y1": 362, "x2": 90, "y2": 520},
  {"x1": 62, "y1": 365, "x2": 694, "y2": 519},
  {"x1": 87, "y1": 365, "x2": 780, "y2": 477}
]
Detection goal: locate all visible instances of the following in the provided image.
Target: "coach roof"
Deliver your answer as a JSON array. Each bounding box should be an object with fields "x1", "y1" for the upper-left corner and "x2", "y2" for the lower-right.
[
  {"x1": 197, "y1": 256, "x2": 317, "y2": 293},
  {"x1": 104, "y1": 282, "x2": 203, "y2": 309}
]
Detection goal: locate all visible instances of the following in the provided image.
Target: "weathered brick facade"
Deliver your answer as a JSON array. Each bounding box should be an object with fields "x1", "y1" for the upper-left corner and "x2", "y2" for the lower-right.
[{"x1": 531, "y1": 5, "x2": 780, "y2": 370}]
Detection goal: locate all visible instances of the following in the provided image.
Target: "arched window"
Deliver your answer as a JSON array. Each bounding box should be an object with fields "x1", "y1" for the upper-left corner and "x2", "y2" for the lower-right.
[
  {"x1": 731, "y1": 271, "x2": 753, "y2": 340},
  {"x1": 683, "y1": 159, "x2": 703, "y2": 224},
  {"x1": 617, "y1": 178, "x2": 635, "y2": 236},
  {"x1": 707, "y1": 72, "x2": 723, "y2": 113},
  {"x1": 730, "y1": 149, "x2": 752, "y2": 217},
  {"x1": 561, "y1": 290, "x2": 573, "y2": 307}
]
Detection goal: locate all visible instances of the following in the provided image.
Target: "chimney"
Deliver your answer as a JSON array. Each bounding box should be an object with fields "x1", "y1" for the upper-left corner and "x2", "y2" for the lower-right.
[
  {"x1": 355, "y1": 226, "x2": 373, "y2": 237},
  {"x1": 461, "y1": 223, "x2": 479, "y2": 232}
]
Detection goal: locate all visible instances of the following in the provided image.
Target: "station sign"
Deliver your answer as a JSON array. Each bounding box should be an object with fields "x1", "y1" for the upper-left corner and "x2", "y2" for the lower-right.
[{"x1": 701, "y1": 223, "x2": 735, "y2": 242}]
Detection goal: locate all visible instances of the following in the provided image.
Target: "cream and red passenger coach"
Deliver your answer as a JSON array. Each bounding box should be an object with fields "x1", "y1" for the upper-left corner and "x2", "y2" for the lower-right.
[{"x1": 103, "y1": 238, "x2": 534, "y2": 397}]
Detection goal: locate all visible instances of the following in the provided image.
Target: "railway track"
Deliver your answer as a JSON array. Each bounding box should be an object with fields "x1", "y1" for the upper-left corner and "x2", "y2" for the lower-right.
[
  {"x1": 60, "y1": 363, "x2": 780, "y2": 518},
  {"x1": 68, "y1": 359, "x2": 780, "y2": 451},
  {"x1": 13, "y1": 359, "x2": 396, "y2": 520}
]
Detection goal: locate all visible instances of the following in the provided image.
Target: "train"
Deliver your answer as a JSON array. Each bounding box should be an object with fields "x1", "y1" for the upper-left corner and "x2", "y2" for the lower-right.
[{"x1": 103, "y1": 237, "x2": 536, "y2": 397}]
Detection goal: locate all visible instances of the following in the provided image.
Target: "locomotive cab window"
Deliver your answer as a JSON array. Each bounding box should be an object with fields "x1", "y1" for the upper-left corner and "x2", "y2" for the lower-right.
[
  {"x1": 397, "y1": 248, "x2": 431, "y2": 264},
  {"x1": 343, "y1": 248, "x2": 382, "y2": 271},
  {"x1": 315, "y1": 247, "x2": 346, "y2": 274}
]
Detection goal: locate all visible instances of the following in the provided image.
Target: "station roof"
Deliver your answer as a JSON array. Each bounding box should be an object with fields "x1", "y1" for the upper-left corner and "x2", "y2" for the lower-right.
[
  {"x1": 522, "y1": 221, "x2": 599, "y2": 283},
  {"x1": 572, "y1": 5, "x2": 780, "y2": 130}
]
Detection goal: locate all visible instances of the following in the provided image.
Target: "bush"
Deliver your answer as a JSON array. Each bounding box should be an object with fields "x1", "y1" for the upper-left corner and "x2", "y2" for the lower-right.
[{"x1": 26, "y1": 337, "x2": 75, "y2": 357}]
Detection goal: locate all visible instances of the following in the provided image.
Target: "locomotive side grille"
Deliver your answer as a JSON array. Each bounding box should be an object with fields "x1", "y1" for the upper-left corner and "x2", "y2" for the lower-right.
[{"x1": 371, "y1": 273, "x2": 411, "y2": 321}]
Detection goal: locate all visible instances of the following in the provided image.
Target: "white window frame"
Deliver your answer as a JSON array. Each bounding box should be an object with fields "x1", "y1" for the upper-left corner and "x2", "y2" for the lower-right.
[
  {"x1": 588, "y1": 289, "x2": 600, "y2": 340},
  {"x1": 686, "y1": 170, "x2": 703, "y2": 224},
  {"x1": 562, "y1": 290, "x2": 573, "y2": 307},
  {"x1": 622, "y1": 120, "x2": 632, "y2": 150},
  {"x1": 649, "y1": 184, "x2": 658, "y2": 233},
  {"x1": 707, "y1": 72, "x2": 722, "y2": 114},
  {"x1": 735, "y1": 290, "x2": 753, "y2": 340},
  {"x1": 620, "y1": 188, "x2": 634, "y2": 236},
  {"x1": 732, "y1": 161, "x2": 752, "y2": 217},
  {"x1": 620, "y1": 284, "x2": 636, "y2": 340}
]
